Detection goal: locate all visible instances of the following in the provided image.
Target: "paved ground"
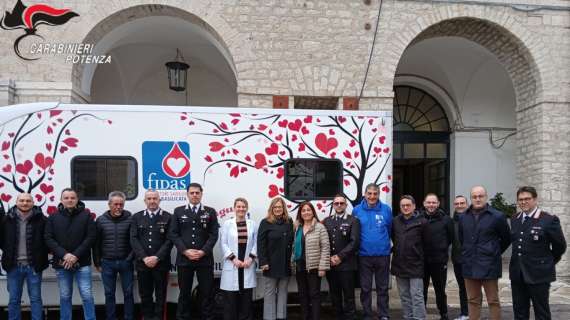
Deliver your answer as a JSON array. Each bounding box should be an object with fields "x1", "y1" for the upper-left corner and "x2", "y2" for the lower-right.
[{"x1": 7, "y1": 262, "x2": 570, "y2": 319}]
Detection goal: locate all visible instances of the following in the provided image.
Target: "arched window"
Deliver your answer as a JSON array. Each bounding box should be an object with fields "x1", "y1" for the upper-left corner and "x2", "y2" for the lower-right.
[{"x1": 393, "y1": 86, "x2": 450, "y2": 132}]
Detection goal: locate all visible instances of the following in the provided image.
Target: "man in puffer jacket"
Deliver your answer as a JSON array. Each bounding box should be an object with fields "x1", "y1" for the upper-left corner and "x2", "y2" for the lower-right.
[
  {"x1": 94, "y1": 191, "x2": 134, "y2": 320},
  {"x1": 44, "y1": 188, "x2": 96, "y2": 320},
  {"x1": 420, "y1": 193, "x2": 454, "y2": 320},
  {"x1": 353, "y1": 183, "x2": 392, "y2": 320},
  {"x1": 1, "y1": 193, "x2": 49, "y2": 320}
]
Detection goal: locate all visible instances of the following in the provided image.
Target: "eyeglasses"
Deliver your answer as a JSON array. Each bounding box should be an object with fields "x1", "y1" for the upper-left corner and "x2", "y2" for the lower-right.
[
  {"x1": 333, "y1": 202, "x2": 346, "y2": 206},
  {"x1": 517, "y1": 197, "x2": 533, "y2": 202}
]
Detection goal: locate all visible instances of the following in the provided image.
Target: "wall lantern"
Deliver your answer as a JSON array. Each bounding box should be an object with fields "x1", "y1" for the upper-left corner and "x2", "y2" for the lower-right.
[{"x1": 165, "y1": 48, "x2": 190, "y2": 92}]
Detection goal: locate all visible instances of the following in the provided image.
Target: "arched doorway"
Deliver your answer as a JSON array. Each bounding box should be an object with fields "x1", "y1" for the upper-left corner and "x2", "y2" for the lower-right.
[
  {"x1": 392, "y1": 85, "x2": 451, "y2": 212},
  {"x1": 72, "y1": 5, "x2": 238, "y2": 106},
  {"x1": 392, "y1": 17, "x2": 537, "y2": 210}
]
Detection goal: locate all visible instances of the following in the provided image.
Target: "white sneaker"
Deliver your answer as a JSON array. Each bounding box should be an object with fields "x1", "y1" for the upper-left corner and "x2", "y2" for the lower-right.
[{"x1": 454, "y1": 316, "x2": 469, "y2": 320}]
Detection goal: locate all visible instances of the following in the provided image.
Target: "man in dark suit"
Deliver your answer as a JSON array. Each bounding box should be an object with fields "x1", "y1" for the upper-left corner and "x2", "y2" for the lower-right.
[
  {"x1": 323, "y1": 194, "x2": 360, "y2": 320},
  {"x1": 510, "y1": 186, "x2": 567, "y2": 320},
  {"x1": 168, "y1": 182, "x2": 219, "y2": 320},
  {"x1": 131, "y1": 189, "x2": 173, "y2": 320}
]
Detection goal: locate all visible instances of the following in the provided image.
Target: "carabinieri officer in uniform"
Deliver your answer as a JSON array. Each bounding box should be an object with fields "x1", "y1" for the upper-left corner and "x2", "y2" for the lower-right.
[
  {"x1": 169, "y1": 182, "x2": 219, "y2": 320},
  {"x1": 322, "y1": 194, "x2": 360, "y2": 320},
  {"x1": 131, "y1": 189, "x2": 173, "y2": 320},
  {"x1": 510, "y1": 186, "x2": 567, "y2": 320}
]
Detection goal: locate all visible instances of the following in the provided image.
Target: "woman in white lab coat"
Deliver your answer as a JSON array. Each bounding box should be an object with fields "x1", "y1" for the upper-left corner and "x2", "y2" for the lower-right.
[{"x1": 219, "y1": 197, "x2": 258, "y2": 320}]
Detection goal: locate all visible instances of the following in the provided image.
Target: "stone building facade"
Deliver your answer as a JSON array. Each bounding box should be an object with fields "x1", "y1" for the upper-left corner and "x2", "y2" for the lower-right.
[{"x1": 0, "y1": 0, "x2": 568, "y2": 275}]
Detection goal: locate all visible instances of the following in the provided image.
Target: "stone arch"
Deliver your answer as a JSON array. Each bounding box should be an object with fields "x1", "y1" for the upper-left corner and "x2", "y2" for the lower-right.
[
  {"x1": 382, "y1": 14, "x2": 546, "y2": 110},
  {"x1": 71, "y1": 4, "x2": 239, "y2": 102}
]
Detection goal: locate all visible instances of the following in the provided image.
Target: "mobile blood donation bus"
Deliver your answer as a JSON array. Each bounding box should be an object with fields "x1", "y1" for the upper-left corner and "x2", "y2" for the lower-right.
[{"x1": 0, "y1": 102, "x2": 392, "y2": 306}]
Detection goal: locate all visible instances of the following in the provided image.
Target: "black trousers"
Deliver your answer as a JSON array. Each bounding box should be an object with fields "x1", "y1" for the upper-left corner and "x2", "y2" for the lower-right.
[
  {"x1": 223, "y1": 288, "x2": 253, "y2": 320},
  {"x1": 176, "y1": 265, "x2": 214, "y2": 320},
  {"x1": 423, "y1": 262, "x2": 448, "y2": 316},
  {"x1": 296, "y1": 270, "x2": 322, "y2": 320},
  {"x1": 512, "y1": 281, "x2": 551, "y2": 320},
  {"x1": 137, "y1": 268, "x2": 169, "y2": 320},
  {"x1": 359, "y1": 256, "x2": 390, "y2": 320},
  {"x1": 452, "y1": 262, "x2": 468, "y2": 317},
  {"x1": 326, "y1": 270, "x2": 356, "y2": 320}
]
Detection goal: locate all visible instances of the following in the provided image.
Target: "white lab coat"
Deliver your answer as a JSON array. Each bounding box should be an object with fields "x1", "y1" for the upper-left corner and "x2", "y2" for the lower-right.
[{"x1": 219, "y1": 217, "x2": 258, "y2": 291}]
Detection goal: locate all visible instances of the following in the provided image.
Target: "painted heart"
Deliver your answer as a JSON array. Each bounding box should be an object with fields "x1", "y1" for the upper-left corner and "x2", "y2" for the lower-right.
[
  {"x1": 343, "y1": 150, "x2": 352, "y2": 159},
  {"x1": 2, "y1": 164, "x2": 12, "y2": 172},
  {"x1": 265, "y1": 143, "x2": 279, "y2": 155},
  {"x1": 19, "y1": 176, "x2": 26, "y2": 183},
  {"x1": 291, "y1": 135, "x2": 297, "y2": 142},
  {"x1": 254, "y1": 153, "x2": 267, "y2": 169},
  {"x1": 379, "y1": 136, "x2": 386, "y2": 144},
  {"x1": 278, "y1": 120, "x2": 288, "y2": 128},
  {"x1": 382, "y1": 185, "x2": 390, "y2": 193},
  {"x1": 34, "y1": 153, "x2": 54, "y2": 170},
  {"x1": 303, "y1": 116, "x2": 313, "y2": 123},
  {"x1": 338, "y1": 116, "x2": 347, "y2": 123},
  {"x1": 46, "y1": 143, "x2": 52, "y2": 151},
  {"x1": 329, "y1": 129, "x2": 335, "y2": 135},
  {"x1": 15, "y1": 160, "x2": 33, "y2": 175},
  {"x1": 1, "y1": 193, "x2": 12, "y2": 202},
  {"x1": 268, "y1": 184, "x2": 279, "y2": 198},
  {"x1": 59, "y1": 146, "x2": 68, "y2": 153},
  {"x1": 349, "y1": 140, "x2": 356, "y2": 147},
  {"x1": 383, "y1": 147, "x2": 390, "y2": 153},
  {"x1": 1, "y1": 141, "x2": 10, "y2": 151},
  {"x1": 167, "y1": 158, "x2": 187, "y2": 176},
  {"x1": 279, "y1": 151, "x2": 286, "y2": 156},
  {"x1": 40, "y1": 183, "x2": 54, "y2": 194},
  {"x1": 35, "y1": 194, "x2": 43, "y2": 202},
  {"x1": 374, "y1": 147, "x2": 382, "y2": 154},
  {"x1": 315, "y1": 133, "x2": 338, "y2": 155},
  {"x1": 229, "y1": 166, "x2": 239, "y2": 178},
  {"x1": 298, "y1": 143, "x2": 306, "y2": 152},
  {"x1": 301, "y1": 127, "x2": 309, "y2": 135},
  {"x1": 288, "y1": 119, "x2": 302, "y2": 132},
  {"x1": 275, "y1": 134, "x2": 283, "y2": 141},
  {"x1": 276, "y1": 167, "x2": 284, "y2": 179},
  {"x1": 209, "y1": 142, "x2": 224, "y2": 152}
]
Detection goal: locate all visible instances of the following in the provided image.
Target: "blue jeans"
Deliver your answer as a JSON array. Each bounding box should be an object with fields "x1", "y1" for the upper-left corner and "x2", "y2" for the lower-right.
[
  {"x1": 7, "y1": 265, "x2": 43, "y2": 320},
  {"x1": 55, "y1": 265, "x2": 96, "y2": 320},
  {"x1": 101, "y1": 259, "x2": 134, "y2": 320}
]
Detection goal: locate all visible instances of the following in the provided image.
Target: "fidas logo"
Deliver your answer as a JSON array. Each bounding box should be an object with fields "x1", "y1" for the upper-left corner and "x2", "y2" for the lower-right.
[{"x1": 143, "y1": 141, "x2": 190, "y2": 190}]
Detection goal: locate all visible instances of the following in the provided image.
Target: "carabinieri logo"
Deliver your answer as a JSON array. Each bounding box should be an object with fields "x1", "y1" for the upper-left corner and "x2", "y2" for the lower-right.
[{"x1": 0, "y1": 0, "x2": 79, "y2": 60}]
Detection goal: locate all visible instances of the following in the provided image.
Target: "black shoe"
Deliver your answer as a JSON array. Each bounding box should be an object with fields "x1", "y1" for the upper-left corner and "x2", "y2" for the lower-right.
[{"x1": 440, "y1": 314, "x2": 449, "y2": 320}]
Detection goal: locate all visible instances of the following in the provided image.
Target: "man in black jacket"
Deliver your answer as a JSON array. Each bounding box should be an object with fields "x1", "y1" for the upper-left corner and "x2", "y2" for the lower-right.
[
  {"x1": 391, "y1": 195, "x2": 428, "y2": 320},
  {"x1": 1, "y1": 193, "x2": 48, "y2": 320},
  {"x1": 131, "y1": 189, "x2": 173, "y2": 320},
  {"x1": 421, "y1": 193, "x2": 454, "y2": 320},
  {"x1": 94, "y1": 191, "x2": 134, "y2": 320},
  {"x1": 44, "y1": 188, "x2": 97, "y2": 320},
  {"x1": 168, "y1": 182, "x2": 219, "y2": 320},
  {"x1": 459, "y1": 186, "x2": 511, "y2": 320},
  {"x1": 323, "y1": 194, "x2": 360, "y2": 320},
  {"x1": 510, "y1": 186, "x2": 566, "y2": 320},
  {"x1": 451, "y1": 195, "x2": 469, "y2": 320}
]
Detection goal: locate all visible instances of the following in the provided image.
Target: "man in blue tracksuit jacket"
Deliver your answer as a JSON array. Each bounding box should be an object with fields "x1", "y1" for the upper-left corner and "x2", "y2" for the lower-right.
[{"x1": 353, "y1": 183, "x2": 393, "y2": 320}]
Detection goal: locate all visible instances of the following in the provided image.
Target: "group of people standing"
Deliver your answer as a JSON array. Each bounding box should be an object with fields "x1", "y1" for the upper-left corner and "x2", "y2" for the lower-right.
[{"x1": 0, "y1": 182, "x2": 567, "y2": 320}]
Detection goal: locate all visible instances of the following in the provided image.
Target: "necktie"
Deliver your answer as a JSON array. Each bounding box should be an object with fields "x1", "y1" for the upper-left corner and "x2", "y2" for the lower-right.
[
  {"x1": 192, "y1": 206, "x2": 197, "y2": 214},
  {"x1": 523, "y1": 215, "x2": 528, "y2": 224},
  {"x1": 149, "y1": 212, "x2": 155, "y2": 220}
]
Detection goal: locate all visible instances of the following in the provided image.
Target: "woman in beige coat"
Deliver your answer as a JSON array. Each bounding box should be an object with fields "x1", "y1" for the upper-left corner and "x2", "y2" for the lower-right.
[{"x1": 293, "y1": 201, "x2": 330, "y2": 320}]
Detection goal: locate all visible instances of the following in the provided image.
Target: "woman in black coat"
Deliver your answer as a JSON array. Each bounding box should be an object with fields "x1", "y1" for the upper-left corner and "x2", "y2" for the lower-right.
[{"x1": 257, "y1": 197, "x2": 293, "y2": 320}]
